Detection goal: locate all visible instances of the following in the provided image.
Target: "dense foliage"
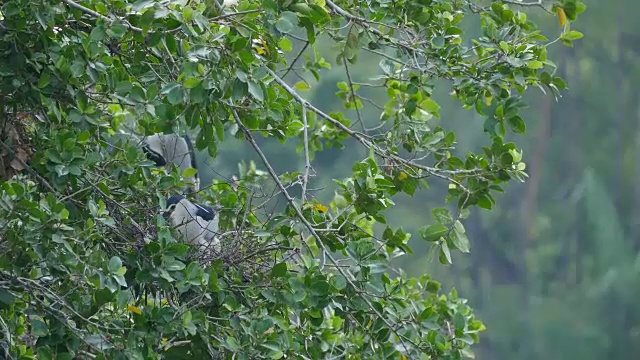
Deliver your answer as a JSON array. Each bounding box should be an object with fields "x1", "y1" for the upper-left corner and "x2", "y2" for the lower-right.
[{"x1": 0, "y1": 0, "x2": 582, "y2": 358}]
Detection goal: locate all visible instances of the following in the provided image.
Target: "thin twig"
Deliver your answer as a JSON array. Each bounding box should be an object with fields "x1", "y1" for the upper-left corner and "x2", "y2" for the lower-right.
[
  {"x1": 60, "y1": 0, "x2": 143, "y2": 32},
  {"x1": 300, "y1": 108, "x2": 311, "y2": 201},
  {"x1": 282, "y1": 40, "x2": 310, "y2": 79},
  {"x1": 501, "y1": 0, "x2": 552, "y2": 13},
  {"x1": 342, "y1": 55, "x2": 365, "y2": 131},
  {"x1": 209, "y1": 9, "x2": 263, "y2": 21}
]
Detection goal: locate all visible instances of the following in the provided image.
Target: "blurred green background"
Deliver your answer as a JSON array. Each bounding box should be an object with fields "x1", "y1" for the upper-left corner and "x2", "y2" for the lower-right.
[{"x1": 199, "y1": 1, "x2": 640, "y2": 358}]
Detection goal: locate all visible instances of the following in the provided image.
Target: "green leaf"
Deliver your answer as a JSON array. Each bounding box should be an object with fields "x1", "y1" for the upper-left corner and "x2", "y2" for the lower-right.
[
  {"x1": 165, "y1": 259, "x2": 186, "y2": 271},
  {"x1": 432, "y1": 208, "x2": 453, "y2": 224},
  {"x1": 32, "y1": 319, "x2": 49, "y2": 336},
  {"x1": 270, "y1": 351, "x2": 285, "y2": 359},
  {"x1": 160, "y1": 82, "x2": 181, "y2": 94},
  {"x1": 331, "y1": 274, "x2": 347, "y2": 290},
  {"x1": 431, "y1": 35, "x2": 445, "y2": 48},
  {"x1": 248, "y1": 81, "x2": 264, "y2": 101},
  {"x1": 115, "y1": 266, "x2": 127, "y2": 277},
  {"x1": 0, "y1": 289, "x2": 15, "y2": 305},
  {"x1": 527, "y1": 60, "x2": 543, "y2": 69},
  {"x1": 182, "y1": 167, "x2": 198, "y2": 178},
  {"x1": 420, "y1": 224, "x2": 447, "y2": 242},
  {"x1": 278, "y1": 37, "x2": 293, "y2": 52},
  {"x1": 37, "y1": 72, "x2": 51, "y2": 89},
  {"x1": 271, "y1": 262, "x2": 288, "y2": 278},
  {"x1": 507, "y1": 116, "x2": 526, "y2": 134},
  {"x1": 183, "y1": 77, "x2": 202, "y2": 89},
  {"x1": 108, "y1": 256, "x2": 122, "y2": 273},
  {"x1": 425, "y1": 280, "x2": 441, "y2": 293},
  {"x1": 477, "y1": 195, "x2": 493, "y2": 210},
  {"x1": 90, "y1": 23, "x2": 106, "y2": 41},
  {"x1": 84, "y1": 334, "x2": 112, "y2": 351},
  {"x1": 167, "y1": 86, "x2": 185, "y2": 105},
  {"x1": 419, "y1": 98, "x2": 440, "y2": 117},
  {"x1": 453, "y1": 312, "x2": 466, "y2": 329},
  {"x1": 226, "y1": 336, "x2": 241, "y2": 351},
  {"x1": 449, "y1": 227, "x2": 470, "y2": 253},
  {"x1": 295, "y1": 81, "x2": 310, "y2": 91},
  {"x1": 132, "y1": 0, "x2": 155, "y2": 12},
  {"x1": 2, "y1": 3, "x2": 20, "y2": 16},
  {"x1": 310, "y1": 279, "x2": 330, "y2": 296},
  {"x1": 563, "y1": 30, "x2": 584, "y2": 41},
  {"x1": 439, "y1": 242, "x2": 452, "y2": 264},
  {"x1": 275, "y1": 17, "x2": 294, "y2": 34},
  {"x1": 290, "y1": 3, "x2": 313, "y2": 15}
]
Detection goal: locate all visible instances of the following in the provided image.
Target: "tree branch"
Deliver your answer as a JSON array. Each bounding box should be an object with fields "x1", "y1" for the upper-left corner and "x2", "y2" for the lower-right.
[
  {"x1": 500, "y1": 0, "x2": 552, "y2": 13},
  {"x1": 209, "y1": 9, "x2": 263, "y2": 22},
  {"x1": 342, "y1": 52, "x2": 365, "y2": 131},
  {"x1": 300, "y1": 107, "x2": 312, "y2": 202},
  {"x1": 61, "y1": 0, "x2": 143, "y2": 32}
]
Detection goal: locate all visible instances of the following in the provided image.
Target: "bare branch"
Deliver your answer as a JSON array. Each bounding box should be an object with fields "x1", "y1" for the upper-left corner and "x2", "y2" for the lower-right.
[
  {"x1": 300, "y1": 107, "x2": 312, "y2": 202},
  {"x1": 342, "y1": 54, "x2": 365, "y2": 131},
  {"x1": 282, "y1": 40, "x2": 310, "y2": 79},
  {"x1": 501, "y1": 0, "x2": 552, "y2": 13}
]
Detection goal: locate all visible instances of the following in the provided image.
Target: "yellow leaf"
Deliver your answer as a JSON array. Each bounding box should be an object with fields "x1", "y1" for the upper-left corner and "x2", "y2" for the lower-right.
[
  {"x1": 314, "y1": 203, "x2": 329, "y2": 213},
  {"x1": 127, "y1": 305, "x2": 142, "y2": 315},
  {"x1": 397, "y1": 171, "x2": 408, "y2": 181},
  {"x1": 485, "y1": 94, "x2": 492, "y2": 106},
  {"x1": 556, "y1": 7, "x2": 567, "y2": 27},
  {"x1": 400, "y1": 355, "x2": 408, "y2": 360},
  {"x1": 367, "y1": 320, "x2": 373, "y2": 327}
]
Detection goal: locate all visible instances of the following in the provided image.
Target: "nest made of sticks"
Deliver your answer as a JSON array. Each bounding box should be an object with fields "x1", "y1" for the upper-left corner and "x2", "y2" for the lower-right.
[{"x1": 100, "y1": 189, "x2": 283, "y2": 283}]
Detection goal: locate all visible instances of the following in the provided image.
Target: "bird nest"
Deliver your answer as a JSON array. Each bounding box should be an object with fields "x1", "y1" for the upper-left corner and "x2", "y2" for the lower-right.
[{"x1": 100, "y1": 191, "x2": 282, "y2": 284}]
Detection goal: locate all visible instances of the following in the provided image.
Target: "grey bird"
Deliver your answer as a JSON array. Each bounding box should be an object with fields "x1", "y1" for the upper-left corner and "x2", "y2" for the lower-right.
[
  {"x1": 163, "y1": 195, "x2": 222, "y2": 255},
  {"x1": 141, "y1": 133, "x2": 200, "y2": 192}
]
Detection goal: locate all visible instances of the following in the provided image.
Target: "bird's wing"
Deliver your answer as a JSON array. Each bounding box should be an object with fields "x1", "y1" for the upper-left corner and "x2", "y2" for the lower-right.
[
  {"x1": 141, "y1": 144, "x2": 167, "y2": 166},
  {"x1": 193, "y1": 203, "x2": 216, "y2": 221}
]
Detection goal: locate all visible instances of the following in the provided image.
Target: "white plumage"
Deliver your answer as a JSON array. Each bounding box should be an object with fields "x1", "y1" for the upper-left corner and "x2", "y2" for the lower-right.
[
  {"x1": 222, "y1": 0, "x2": 239, "y2": 7},
  {"x1": 141, "y1": 133, "x2": 200, "y2": 192},
  {"x1": 164, "y1": 195, "x2": 221, "y2": 254}
]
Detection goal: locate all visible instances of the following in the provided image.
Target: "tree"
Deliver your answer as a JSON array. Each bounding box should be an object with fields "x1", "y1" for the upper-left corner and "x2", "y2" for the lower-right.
[{"x1": 0, "y1": 0, "x2": 583, "y2": 358}]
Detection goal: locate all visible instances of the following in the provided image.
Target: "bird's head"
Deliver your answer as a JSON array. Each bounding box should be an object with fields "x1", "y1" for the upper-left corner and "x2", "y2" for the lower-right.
[
  {"x1": 141, "y1": 134, "x2": 167, "y2": 166},
  {"x1": 163, "y1": 195, "x2": 186, "y2": 218}
]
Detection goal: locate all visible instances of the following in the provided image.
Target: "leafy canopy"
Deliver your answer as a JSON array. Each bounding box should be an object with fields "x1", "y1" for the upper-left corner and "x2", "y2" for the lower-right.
[{"x1": 0, "y1": 0, "x2": 583, "y2": 358}]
